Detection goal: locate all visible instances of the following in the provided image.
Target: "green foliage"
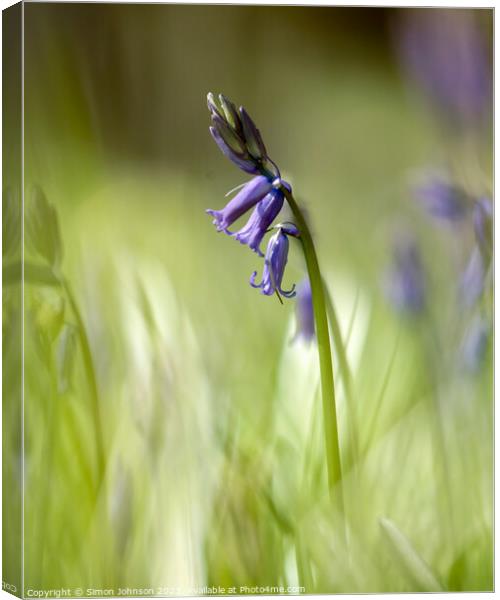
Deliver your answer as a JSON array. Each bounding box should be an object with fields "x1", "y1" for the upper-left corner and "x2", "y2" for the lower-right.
[{"x1": 25, "y1": 185, "x2": 63, "y2": 268}]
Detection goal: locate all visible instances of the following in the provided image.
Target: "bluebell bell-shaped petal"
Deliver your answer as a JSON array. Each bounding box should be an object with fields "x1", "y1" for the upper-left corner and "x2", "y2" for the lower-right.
[
  {"x1": 295, "y1": 278, "x2": 315, "y2": 342},
  {"x1": 250, "y1": 228, "x2": 296, "y2": 299},
  {"x1": 384, "y1": 233, "x2": 426, "y2": 315},
  {"x1": 473, "y1": 197, "x2": 493, "y2": 258},
  {"x1": 206, "y1": 175, "x2": 272, "y2": 233},
  {"x1": 233, "y1": 188, "x2": 285, "y2": 256},
  {"x1": 414, "y1": 175, "x2": 468, "y2": 222},
  {"x1": 232, "y1": 181, "x2": 291, "y2": 256}
]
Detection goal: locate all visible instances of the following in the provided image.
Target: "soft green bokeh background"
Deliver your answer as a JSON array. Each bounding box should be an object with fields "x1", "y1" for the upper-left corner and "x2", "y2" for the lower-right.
[{"x1": 4, "y1": 4, "x2": 493, "y2": 595}]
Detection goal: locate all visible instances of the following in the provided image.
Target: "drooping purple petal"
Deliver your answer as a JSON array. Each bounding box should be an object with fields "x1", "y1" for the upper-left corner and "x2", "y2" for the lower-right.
[
  {"x1": 233, "y1": 188, "x2": 285, "y2": 256},
  {"x1": 206, "y1": 175, "x2": 272, "y2": 233},
  {"x1": 250, "y1": 228, "x2": 296, "y2": 299},
  {"x1": 295, "y1": 278, "x2": 315, "y2": 342}
]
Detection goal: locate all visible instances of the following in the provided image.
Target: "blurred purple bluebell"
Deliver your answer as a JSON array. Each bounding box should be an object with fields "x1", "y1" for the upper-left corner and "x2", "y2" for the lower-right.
[
  {"x1": 384, "y1": 232, "x2": 426, "y2": 315},
  {"x1": 413, "y1": 174, "x2": 469, "y2": 223},
  {"x1": 206, "y1": 175, "x2": 273, "y2": 234},
  {"x1": 398, "y1": 10, "x2": 492, "y2": 127},
  {"x1": 250, "y1": 226, "x2": 299, "y2": 299},
  {"x1": 461, "y1": 314, "x2": 490, "y2": 373},
  {"x1": 233, "y1": 181, "x2": 291, "y2": 256},
  {"x1": 473, "y1": 197, "x2": 493, "y2": 258},
  {"x1": 460, "y1": 247, "x2": 485, "y2": 308},
  {"x1": 459, "y1": 197, "x2": 492, "y2": 308},
  {"x1": 294, "y1": 278, "x2": 315, "y2": 342}
]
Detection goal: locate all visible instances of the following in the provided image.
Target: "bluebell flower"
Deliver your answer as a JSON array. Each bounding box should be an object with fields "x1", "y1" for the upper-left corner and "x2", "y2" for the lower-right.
[
  {"x1": 461, "y1": 314, "x2": 490, "y2": 373},
  {"x1": 398, "y1": 10, "x2": 492, "y2": 127},
  {"x1": 384, "y1": 232, "x2": 426, "y2": 315},
  {"x1": 459, "y1": 198, "x2": 492, "y2": 308},
  {"x1": 233, "y1": 182, "x2": 291, "y2": 256},
  {"x1": 206, "y1": 93, "x2": 299, "y2": 301},
  {"x1": 294, "y1": 278, "x2": 315, "y2": 342},
  {"x1": 206, "y1": 175, "x2": 273, "y2": 234},
  {"x1": 459, "y1": 246, "x2": 485, "y2": 309},
  {"x1": 473, "y1": 197, "x2": 493, "y2": 259},
  {"x1": 413, "y1": 175, "x2": 469, "y2": 223},
  {"x1": 250, "y1": 226, "x2": 299, "y2": 299}
]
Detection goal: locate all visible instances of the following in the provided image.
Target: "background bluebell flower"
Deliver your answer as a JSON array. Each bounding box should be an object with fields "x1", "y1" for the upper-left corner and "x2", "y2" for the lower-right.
[
  {"x1": 459, "y1": 198, "x2": 492, "y2": 309},
  {"x1": 398, "y1": 10, "x2": 492, "y2": 128},
  {"x1": 473, "y1": 197, "x2": 493, "y2": 258},
  {"x1": 384, "y1": 232, "x2": 426, "y2": 315},
  {"x1": 206, "y1": 175, "x2": 272, "y2": 233},
  {"x1": 459, "y1": 246, "x2": 486, "y2": 309},
  {"x1": 250, "y1": 228, "x2": 296, "y2": 299},
  {"x1": 461, "y1": 314, "x2": 490, "y2": 373},
  {"x1": 294, "y1": 278, "x2": 315, "y2": 342},
  {"x1": 413, "y1": 174, "x2": 469, "y2": 223}
]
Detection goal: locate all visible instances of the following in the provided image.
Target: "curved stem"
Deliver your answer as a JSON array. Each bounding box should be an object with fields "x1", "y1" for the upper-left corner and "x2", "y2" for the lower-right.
[
  {"x1": 323, "y1": 281, "x2": 359, "y2": 470},
  {"x1": 61, "y1": 277, "x2": 106, "y2": 486},
  {"x1": 281, "y1": 188, "x2": 344, "y2": 509}
]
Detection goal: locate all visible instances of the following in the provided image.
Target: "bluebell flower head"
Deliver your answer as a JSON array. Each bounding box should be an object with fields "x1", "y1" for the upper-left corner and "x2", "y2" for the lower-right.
[
  {"x1": 206, "y1": 94, "x2": 299, "y2": 300},
  {"x1": 207, "y1": 93, "x2": 276, "y2": 177},
  {"x1": 384, "y1": 232, "x2": 426, "y2": 315},
  {"x1": 459, "y1": 246, "x2": 486, "y2": 309},
  {"x1": 398, "y1": 10, "x2": 492, "y2": 127},
  {"x1": 232, "y1": 181, "x2": 291, "y2": 256},
  {"x1": 413, "y1": 174, "x2": 469, "y2": 223},
  {"x1": 473, "y1": 197, "x2": 493, "y2": 259},
  {"x1": 458, "y1": 198, "x2": 492, "y2": 308},
  {"x1": 461, "y1": 314, "x2": 490, "y2": 373},
  {"x1": 206, "y1": 175, "x2": 273, "y2": 234},
  {"x1": 295, "y1": 278, "x2": 315, "y2": 342},
  {"x1": 250, "y1": 226, "x2": 298, "y2": 299}
]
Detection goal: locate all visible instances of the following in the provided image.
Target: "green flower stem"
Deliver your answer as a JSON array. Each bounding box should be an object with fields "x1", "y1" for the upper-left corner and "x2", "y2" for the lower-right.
[
  {"x1": 323, "y1": 280, "x2": 359, "y2": 470},
  {"x1": 281, "y1": 187, "x2": 344, "y2": 507},
  {"x1": 61, "y1": 277, "x2": 106, "y2": 486}
]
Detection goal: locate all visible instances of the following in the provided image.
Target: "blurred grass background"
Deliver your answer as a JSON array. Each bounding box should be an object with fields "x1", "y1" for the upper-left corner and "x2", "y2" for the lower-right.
[{"x1": 3, "y1": 4, "x2": 493, "y2": 594}]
